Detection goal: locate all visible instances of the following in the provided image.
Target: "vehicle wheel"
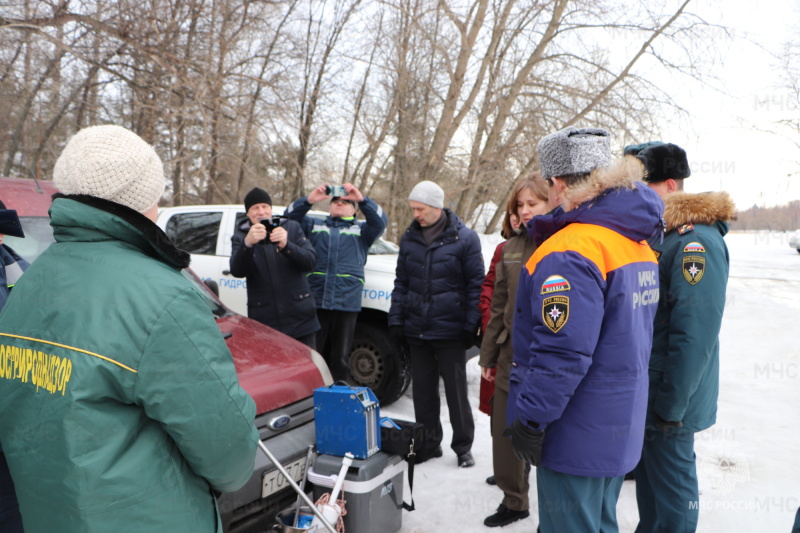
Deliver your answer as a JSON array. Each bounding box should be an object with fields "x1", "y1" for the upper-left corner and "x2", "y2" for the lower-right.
[{"x1": 349, "y1": 322, "x2": 411, "y2": 406}]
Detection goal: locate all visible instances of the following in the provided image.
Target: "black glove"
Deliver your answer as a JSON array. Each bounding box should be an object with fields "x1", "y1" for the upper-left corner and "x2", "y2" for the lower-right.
[
  {"x1": 389, "y1": 326, "x2": 405, "y2": 345},
  {"x1": 503, "y1": 419, "x2": 546, "y2": 467},
  {"x1": 462, "y1": 330, "x2": 477, "y2": 349},
  {"x1": 654, "y1": 413, "x2": 683, "y2": 432}
]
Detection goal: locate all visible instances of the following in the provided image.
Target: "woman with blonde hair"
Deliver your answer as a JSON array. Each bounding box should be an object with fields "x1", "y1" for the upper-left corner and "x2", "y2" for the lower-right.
[{"x1": 478, "y1": 173, "x2": 554, "y2": 528}]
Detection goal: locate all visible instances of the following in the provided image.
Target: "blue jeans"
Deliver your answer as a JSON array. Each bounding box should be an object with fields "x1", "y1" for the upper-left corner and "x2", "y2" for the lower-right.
[
  {"x1": 536, "y1": 466, "x2": 623, "y2": 533},
  {"x1": 634, "y1": 427, "x2": 698, "y2": 533}
]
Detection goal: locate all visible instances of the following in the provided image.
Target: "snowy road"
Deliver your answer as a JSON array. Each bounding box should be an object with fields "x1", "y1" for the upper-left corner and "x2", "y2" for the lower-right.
[{"x1": 382, "y1": 231, "x2": 800, "y2": 533}]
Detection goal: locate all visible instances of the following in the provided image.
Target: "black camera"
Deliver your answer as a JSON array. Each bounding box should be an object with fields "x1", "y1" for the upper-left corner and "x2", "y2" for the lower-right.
[
  {"x1": 325, "y1": 185, "x2": 347, "y2": 197},
  {"x1": 258, "y1": 216, "x2": 283, "y2": 243}
]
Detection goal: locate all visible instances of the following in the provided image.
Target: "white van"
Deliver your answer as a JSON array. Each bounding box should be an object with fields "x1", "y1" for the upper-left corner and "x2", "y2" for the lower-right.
[{"x1": 156, "y1": 205, "x2": 410, "y2": 404}]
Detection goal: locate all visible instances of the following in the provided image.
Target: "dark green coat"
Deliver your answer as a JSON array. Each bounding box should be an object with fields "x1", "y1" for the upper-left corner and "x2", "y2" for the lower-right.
[
  {"x1": 0, "y1": 195, "x2": 258, "y2": 533},
  {"x1": 648, "y1": 191, "x2": 735, "y2": 432}
]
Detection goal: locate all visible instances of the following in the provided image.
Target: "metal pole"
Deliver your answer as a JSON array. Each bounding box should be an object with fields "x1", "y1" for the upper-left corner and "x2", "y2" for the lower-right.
[
  {"x1": 293, "y1": 445, "x2": 315, "y2": 527},
  {"x1": 257, "y1": 440, "x2": 337, "y2": 533}
]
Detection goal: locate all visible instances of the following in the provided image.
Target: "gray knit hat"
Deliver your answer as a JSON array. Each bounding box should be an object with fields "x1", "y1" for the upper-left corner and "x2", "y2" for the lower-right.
[
  {"x1": 408, "y1": 180, "x2": 444, "y2": 208},
  {"x1": 537, "y1": 127, "x2": 612, "y2": 180},
  {"x1": 53, "y1": 125, "x2": 165, "y2": 213}
]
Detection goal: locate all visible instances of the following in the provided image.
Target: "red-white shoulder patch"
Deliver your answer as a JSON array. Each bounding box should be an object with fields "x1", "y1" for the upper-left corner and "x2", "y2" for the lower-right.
[{"x1": 683, "y1": 242, "x2": 705, "y2": 253}]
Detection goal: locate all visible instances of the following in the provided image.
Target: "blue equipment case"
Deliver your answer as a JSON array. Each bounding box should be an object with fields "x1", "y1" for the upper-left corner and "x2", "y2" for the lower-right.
[{"x1": 313, "y1": 384, "x2": 381, "y2": 459}]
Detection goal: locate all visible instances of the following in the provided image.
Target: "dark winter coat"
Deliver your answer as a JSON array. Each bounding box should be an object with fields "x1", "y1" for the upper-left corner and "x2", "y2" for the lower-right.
[
  {"x1": 647, "y1": 191, "x2": 734, "y2": 432},
  {"x1": 478, "y1": 241, "x2": 504, "y2": 415},
  {"x1": 0, "y1": 195, "x2": 258, "y2": 533},
  {"x1": 0, "y1": 244, "x2": 28, "y2": 311},
  {"x1": 479, "y1": 230, "x2": 537, "y2": 393},
  {"x1": 389, "y1": 209, "x2": 485, "y2": 340},
  {"x1": 230, "y1": 218, "x2": 320, "y2": 339},
  {"x1": 509, "y1": 161, "x2": 663, "y2": 478},
  {"x1": 479, "y1": 241, "x2": 504, "y2": 332},
  {"x1": 285, "y1": 197, "x2": 388, "y2": 312}
]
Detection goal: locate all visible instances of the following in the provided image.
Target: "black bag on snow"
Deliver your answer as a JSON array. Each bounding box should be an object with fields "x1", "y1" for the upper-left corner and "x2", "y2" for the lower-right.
[{"x1": 380, "y1": 419, "x2": 423, "y2": 511}]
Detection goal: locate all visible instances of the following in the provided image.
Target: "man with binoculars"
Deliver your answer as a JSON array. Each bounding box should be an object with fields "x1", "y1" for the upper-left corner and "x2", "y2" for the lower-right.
[
  {"x1": 230, "y1": 187, "x2": 320, "y2": 348},
  {"x1": 285, "y1": 183, "x2": 388, "y2": 382}
]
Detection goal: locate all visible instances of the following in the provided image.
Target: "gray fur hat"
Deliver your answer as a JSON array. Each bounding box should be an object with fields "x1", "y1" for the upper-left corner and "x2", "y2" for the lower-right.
[
  {"x1": 54, "y1": 125, "x2": 165, "y2": 213},
  {"x1": 537, "y1": 127, "x2": 612, "y2": 180}
]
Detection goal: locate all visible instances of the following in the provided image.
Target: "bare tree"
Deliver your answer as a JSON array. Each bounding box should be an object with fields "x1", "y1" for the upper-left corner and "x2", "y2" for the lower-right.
[
  {"x1": 292, "y1": 0, "x2": 363, "y2": 199},
  {"x1": 0, "y1": 0, "x2": 725, "y2": 234}
]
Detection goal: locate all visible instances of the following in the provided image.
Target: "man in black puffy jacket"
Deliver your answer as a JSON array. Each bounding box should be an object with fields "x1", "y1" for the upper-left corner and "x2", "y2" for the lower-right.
[
  {"x1": 230, "y1": 187, "x2": 320, "y2": 348},
  {"x1": 389, "y1": 180, "x2": 485, "y2": 468}
]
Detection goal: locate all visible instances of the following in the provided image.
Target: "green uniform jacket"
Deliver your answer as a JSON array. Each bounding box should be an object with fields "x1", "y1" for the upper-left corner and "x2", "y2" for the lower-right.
[
  {"x1": 478, "y1": 230, "x2": 538, "y2": 393},
  {"x1": 0, "y1": 195, "x2": 258, "y2": 533},
  {"x1": 648, "y1": 191, "x2": 735, "y2": 432}
]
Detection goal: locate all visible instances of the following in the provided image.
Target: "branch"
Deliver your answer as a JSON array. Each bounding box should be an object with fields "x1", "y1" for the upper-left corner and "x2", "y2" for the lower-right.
[{"x1": 564, "y1": 0, "x2": 693, "y2": 127}]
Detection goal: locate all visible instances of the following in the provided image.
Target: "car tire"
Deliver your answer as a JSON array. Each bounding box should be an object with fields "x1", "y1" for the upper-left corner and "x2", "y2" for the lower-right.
[{"x1": 349, "y1": 321, "x2": 411, "y2": 406}]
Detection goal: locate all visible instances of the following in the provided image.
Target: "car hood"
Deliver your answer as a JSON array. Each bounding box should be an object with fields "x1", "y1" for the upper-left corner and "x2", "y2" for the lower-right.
[
  {"x1": 218, "y1": 314, "x2": 326, "y2": 414},
  {"x1": 365, "y1": 253, "x2": 398, "y2": 274}
]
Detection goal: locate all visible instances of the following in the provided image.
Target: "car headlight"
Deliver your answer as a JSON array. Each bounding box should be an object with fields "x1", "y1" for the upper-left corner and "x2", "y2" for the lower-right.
[{"x1": 309, "y1": 348, "x2": 334, "y2": 385}]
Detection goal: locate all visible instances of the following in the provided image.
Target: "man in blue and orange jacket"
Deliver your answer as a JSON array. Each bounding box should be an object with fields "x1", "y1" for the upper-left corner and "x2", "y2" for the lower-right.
[{"x1": 505, "y1": 127, "x2": 664, "y2": 532}]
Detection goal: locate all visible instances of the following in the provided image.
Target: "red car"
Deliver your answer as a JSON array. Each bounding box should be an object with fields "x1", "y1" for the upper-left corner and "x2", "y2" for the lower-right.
[{"x1": 1, "y1": 177, "x2": 331, "y2": 532}]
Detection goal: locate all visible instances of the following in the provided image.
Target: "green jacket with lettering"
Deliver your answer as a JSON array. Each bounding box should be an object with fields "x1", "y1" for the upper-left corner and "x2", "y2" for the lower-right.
[
  {"x1": 648, "y1": 191, "x2": 735, "y2": 432},
  {"x1": 0, "y1": 195, "x2": 258, "y2": 533}
]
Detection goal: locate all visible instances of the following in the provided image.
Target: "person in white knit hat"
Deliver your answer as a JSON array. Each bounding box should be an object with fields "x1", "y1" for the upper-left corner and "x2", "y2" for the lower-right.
[
  {"x1": 0, "y1": 125, "x2": 258, "y2": 533},
  {"x1": 52, "y1": 124, "x2": 167, "y2": 217},
  {"x1": 389, "y1": 180, "x2": 485, "y2": 468}
]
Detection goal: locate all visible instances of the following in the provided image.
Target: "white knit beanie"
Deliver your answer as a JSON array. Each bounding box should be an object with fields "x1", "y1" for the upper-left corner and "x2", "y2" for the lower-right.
[
  {"x1": 53, "y1": 125, "x2": 166, "y2": 213},
  {"x1": 408, "y1": 180, "x2": 444, "y2": 209}
]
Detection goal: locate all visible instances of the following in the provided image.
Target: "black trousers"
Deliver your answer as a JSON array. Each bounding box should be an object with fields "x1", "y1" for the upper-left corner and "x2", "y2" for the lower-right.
[
  {"x1": 294, "y1": 331, "x2": 317, "y2": 351},
  {"x1": 0, "y1": 449, "x2": 23, "y2": 533},
  {"x1": 408, "y1": 339, "x2": 475, "y2": 456},
  {"x1": 315, "y1": 309, "x2": 358, "y2": 382}
]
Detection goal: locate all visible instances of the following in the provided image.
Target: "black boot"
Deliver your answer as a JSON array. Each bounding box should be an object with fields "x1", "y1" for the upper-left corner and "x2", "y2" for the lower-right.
[
  {"x1": 457, "y1": 451, "x2": 475, "y2": 468},
  {"x1": 484, "y1": 504, "x2": 529, "y2": 528}
]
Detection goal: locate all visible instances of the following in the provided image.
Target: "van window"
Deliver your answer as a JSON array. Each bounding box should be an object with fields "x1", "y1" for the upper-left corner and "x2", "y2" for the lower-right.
[
  {"x1": 5, "y1": 216, "x2": 54, "y2": 264},
  {"x1": 165, "y1": 212, "x2": 223, "y2": 255},
  {"x1": 234, "y1": 212, "x2": 248, "y2": 230}
]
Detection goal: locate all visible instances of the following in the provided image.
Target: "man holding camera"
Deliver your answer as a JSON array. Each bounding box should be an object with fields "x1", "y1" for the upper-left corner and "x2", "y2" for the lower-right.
[
  {"x1": 285, "y1": 183, "x2": 388, "y2": 381},
  {"x1": 230, "y1": 187, "x2": 320, "y2": 348}
]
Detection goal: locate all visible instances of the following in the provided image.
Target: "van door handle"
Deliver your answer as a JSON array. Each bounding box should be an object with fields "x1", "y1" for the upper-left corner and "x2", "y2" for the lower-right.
[{"x1": 222, "y1": 270, "x2": 231, "y2": 275}]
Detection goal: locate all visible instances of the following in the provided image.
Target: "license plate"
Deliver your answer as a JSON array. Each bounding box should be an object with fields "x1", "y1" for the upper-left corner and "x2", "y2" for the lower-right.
[{"x1": 261, "y1": 455, "x2": 310, "y2": 499}]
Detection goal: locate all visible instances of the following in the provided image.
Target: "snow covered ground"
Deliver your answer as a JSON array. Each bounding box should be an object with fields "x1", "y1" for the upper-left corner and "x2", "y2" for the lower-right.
[{"x1": 382, "y1": 231, "x2": 800, "y2": 532}]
